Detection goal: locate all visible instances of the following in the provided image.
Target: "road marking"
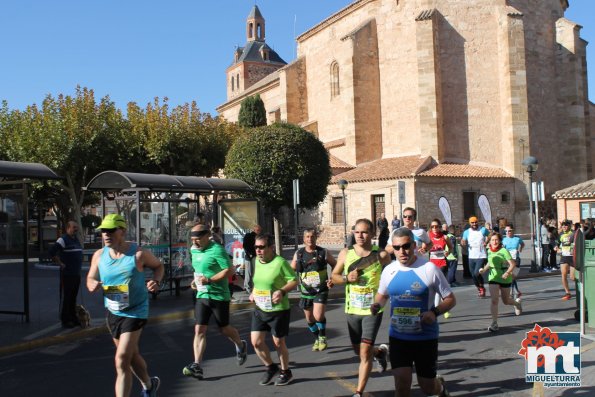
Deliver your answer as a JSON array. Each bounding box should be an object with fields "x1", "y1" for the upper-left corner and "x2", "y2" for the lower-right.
[
  {"x1": 23, "y1": 323, "x2": 62, "y2": 341},
  {"x1": 326, "y1": 370, "x2": 355, "y2": 394}
]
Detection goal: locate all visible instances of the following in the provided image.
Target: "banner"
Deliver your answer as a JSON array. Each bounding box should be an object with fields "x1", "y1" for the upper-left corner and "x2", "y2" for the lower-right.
[
  {"x1": 438, "y1": 196, "x2": 452, "y2": 226},
  {"x1": 477, "y1": 194, "x2": 492, "y2": 225},
  {"x1": 219, "y1": 199, "x2": 259, "y2": 268}
]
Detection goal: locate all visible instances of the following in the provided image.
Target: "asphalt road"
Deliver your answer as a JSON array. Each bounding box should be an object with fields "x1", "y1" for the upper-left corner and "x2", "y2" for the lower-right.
[{"x1": 1, "y1": 276, "x2": 593, "y2": 397}]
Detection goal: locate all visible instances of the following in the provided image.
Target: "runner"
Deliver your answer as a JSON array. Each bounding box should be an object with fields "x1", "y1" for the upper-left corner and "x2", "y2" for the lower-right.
[
  {"x1": 249, "y1": 233, "x2": 297, "y2": 386},
  {"x1": 502, "y1": 225, "x2": 524, "y2": 299},
  {"x1": 86, "y1": 214, "x2": 163, "y2": 397},
  {"x1": 386, "y1": 207, "x2": 431, "y2": 257},
  {"x1": 372, "y1": 227, "x2": 455, "y2": 397},
  {"x1": 479, "y1": 232, "x2": 522, "y2": 332},
  {"x1": 555, "y1": 220, "x2": 575, "y2": 300},
  {"x1": 445, "y1": 225, "x2": 459, "y2": 287},
  {"x1": 461, "y1": 216, "x2": 489, "y2": 297},
  {"x1": 331, "y1": 218, "x2": 392, "y2": 397},
  {"x1": 182, "y1": 224, "x2": 248, "y2": 380},
  {"x1": 290, "y1": 228, "x2": 337, "y2": 351},
  {"x1": 428, "y1": 219, "x2": 453, "y2": 318}
]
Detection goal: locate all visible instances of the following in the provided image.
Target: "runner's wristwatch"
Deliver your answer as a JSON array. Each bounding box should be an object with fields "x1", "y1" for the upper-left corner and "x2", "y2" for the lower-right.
[{"x1": 431, "y1": 307, "x2": 442, "y2": 317}]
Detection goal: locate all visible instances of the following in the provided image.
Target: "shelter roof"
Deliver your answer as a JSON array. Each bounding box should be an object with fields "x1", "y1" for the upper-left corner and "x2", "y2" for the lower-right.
[
  {"x1": 552, "y1": 179, "x2": 595, "y2": 199},
  {"x1": 0, "y1": 160, "x2": 62, "y2": 180},
  {"x1": 85, "y1": 171, "x2": 252, "y2": 193}
]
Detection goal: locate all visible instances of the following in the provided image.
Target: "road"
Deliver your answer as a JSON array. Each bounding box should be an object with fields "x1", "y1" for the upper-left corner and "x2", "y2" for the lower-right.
[{"x1": 0, "y1": 275, "x2": 593, "y2": 396}]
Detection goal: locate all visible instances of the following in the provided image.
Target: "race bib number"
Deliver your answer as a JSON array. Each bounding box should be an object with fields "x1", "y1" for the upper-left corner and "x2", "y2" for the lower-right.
[
  {"x1": 253, "y1": 288, "x2": 273, "y2": 310},
  {"x1": 349, "y1": 286, "x2": 374, "y2": 309},
  {"x1": 103, "y1": 284, "x2": 129, "y2": 311},
  {"x1": 194, "y1": 272, "x2": 208, "y2": 293},
  {"x1": 561, "y1": 245, "x2": 572, "y2": 256},
  {"x1": 430, "y1": 250, "x2": 445, "y2": 260},
  {"x1": 390, "y1": 306, "x2": 421, "y2": 334},
  {"x1": 509, "y1": 249, "x2": 518, "y2": 260},
  {"x1": 303, "y1": 271, "x2": 321, "y2": 288}
]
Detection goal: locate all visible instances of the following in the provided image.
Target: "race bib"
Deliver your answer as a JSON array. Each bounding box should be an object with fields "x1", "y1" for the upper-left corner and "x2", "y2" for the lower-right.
[
  {"x1": 509, "y1": 249, "x2": 518, "y2": 260},
  {"x1": 430, "y1": 250, "x2": 445, "y2": 260},
  {"x1": 390, "y1": 306, "x2": 422, "y2": 334},
  {"x1": 103, "y1": 284, "x2": 129, "y2": 311},
  {"x1": 561, "y1": 245, "x2": 572, "y2": 256},
  {"x1": 253, "y1": 288, "x2": 273, "y2": 310},
  {"x1": 349, "y1": 285, "x2": 374, "y2": 309},
  {"x1": 194, "y1": 272, "x2": 208, "y2": 293},
  {"x1": 303, "y1": 271, "x2": 321, "y2": 288}
]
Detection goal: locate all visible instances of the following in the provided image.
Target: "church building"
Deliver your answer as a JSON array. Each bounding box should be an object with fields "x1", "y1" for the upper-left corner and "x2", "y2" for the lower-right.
[{"x1": 217, "y1": 1, "x2": 594, "y2": 242}]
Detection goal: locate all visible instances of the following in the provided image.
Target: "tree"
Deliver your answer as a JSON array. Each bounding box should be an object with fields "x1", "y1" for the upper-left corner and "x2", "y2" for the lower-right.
[
  {"x1": 237, "y1": 94, "x2": 267, "y2": 128},
  {"x1": 224, "y1": 123, "x2": 331, "y2": 249}
]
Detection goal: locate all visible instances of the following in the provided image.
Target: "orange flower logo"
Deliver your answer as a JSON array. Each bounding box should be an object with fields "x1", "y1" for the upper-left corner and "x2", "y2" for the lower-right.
[{"x1": 518, "y1": 324, "x2": 566, "y2": 368}]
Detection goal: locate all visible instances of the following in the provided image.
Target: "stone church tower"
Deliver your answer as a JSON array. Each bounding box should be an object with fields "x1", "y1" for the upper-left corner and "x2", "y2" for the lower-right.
[{"x1": 225, "y1": 5, "x2": 287, "y2": 101}]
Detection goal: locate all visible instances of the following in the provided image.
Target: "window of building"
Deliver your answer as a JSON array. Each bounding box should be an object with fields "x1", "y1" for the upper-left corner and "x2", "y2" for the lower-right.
[
  {"x1": 236, "y1": 74, "x2": 240, "y2": 90},
  {"x1": 501, "y1": 191, "x2": 510, "y2": 203},
  {"x1": 330, "y1": 61, "x2": 340, "y2": 98},
  {"x1": 248, "y1": 23, "x2": 253, "y2": 39},
  {"x1": 580, "y1": 201, "x2": 595, "y2": 220},
  {"x1": 332, "y1": 196, "x2": 344, "y2": 224},
  {"x1": 231, "y1": 76, "x2": 234, "y2": 91}
]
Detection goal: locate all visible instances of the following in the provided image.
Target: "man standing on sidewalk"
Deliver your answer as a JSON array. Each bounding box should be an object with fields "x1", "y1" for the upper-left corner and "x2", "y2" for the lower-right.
[
  {"x1": 372, "y1": 227, "x2": 455, "y2": 397},
  {"x1": 182, "y1": 224, "x2": 248, "y2": 380},
  {"x1": 332, "y1": 218, "x2": 392, "y2": 397},
  {"x1": 87, "y1": 214, "x2": 163, "y2": 397},
  {"x1": 461, "y1": 216, "x2": 489, "y2": 297},
  {"x1": 50, "y1": 221, "x2": 83, "y2": 328}
]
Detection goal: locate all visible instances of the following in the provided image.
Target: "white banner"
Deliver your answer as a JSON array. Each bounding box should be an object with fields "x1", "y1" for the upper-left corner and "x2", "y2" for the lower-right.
[
  {"x1": 478, "y1": 194, "x2": 492, "y2": 225},
  {"x1": 438, "y1": 196, "x2": 452, "y2": 226}
]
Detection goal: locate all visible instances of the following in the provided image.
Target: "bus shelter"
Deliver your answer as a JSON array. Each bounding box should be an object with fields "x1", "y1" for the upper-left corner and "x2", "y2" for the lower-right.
[
  {"x1": 84, "y1": 171, "x2": 252, "y2": 295},
  {"x1": 0, "y1": 160, "x2": 62, "y2": 322}
]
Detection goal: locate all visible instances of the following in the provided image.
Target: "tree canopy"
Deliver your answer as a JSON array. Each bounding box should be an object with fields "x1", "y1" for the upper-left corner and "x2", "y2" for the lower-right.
[
  {"x1": 237, "y1": 94, "x2": 267, "y2": 128},
  {"x1": 224, "y1": 122, "x2": 331, "y2": 212}
]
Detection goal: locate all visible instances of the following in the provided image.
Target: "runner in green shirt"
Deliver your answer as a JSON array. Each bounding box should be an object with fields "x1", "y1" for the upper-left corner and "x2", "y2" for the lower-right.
[
  {"x1": 182, "y1": 225, "x2": 248, "y2": 381},
  {"x1": 249, "y1": 233, "x2": 297, "y2": 387}
]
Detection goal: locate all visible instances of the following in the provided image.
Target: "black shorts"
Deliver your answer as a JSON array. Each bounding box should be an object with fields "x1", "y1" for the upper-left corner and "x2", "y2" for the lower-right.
[
  {"x1": 194, "y1": 298, "x2": 230, "y2": 327},
  {"x1": 389, "y1": 337, "x2": 438, "y2": 378},
  {"x1": 488, "y1": 281, "x2": 512, "y2": 288},
  {"x1": 346, "y1": 314, "x2": 383, "y2": 345},
  {"x1": 251, "y1": 308, "x2": 291, "y2": 338},
  {"x1": 299, "y1": 291, "x2": 329, "y2": 310},
  {"x1": 106, "y1": 311, "x2": 147, "y2": 340},
  {"x1": 560, "y1": 256, "x2": 574, "y2": 266}
]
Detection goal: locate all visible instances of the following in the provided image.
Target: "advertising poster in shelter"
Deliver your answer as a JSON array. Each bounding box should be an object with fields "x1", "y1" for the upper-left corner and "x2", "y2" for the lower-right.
[{"x1": 219, "y1": 199, "x2": 259, "y2": 268}]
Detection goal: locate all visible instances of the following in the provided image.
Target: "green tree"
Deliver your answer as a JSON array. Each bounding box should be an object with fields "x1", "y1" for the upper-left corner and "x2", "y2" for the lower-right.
[
  {"x1": 237, "y1": 94, "x2": 267, "y2": 128},
  {"x1": 225, "y1": 123, "x2": 331, "y2": 249}
]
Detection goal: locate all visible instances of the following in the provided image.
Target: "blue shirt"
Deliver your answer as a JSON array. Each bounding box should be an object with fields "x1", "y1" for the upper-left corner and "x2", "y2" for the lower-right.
[
  {"x1": 49, "y1": 234, "x2": 83, "y2": 276},
  {"x1": 502, "y1": 236, "x2": 523, "y2": 260}
]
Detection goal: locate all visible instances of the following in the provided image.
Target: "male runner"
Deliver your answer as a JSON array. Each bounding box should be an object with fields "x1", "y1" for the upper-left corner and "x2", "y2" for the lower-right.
[
  {"x1": 461, "y1": 216, "x2": 489, "y2": 297},
  {"x1": 555, "y1": 220, "x2": 575, "y2": 300},
  {"x1": 386, "y1": 207, "x2": 431, "y2": 257},
  {"x1": 332, "y1": 219, "x2": 392, "y2": 397},
  {"x1": 290, "y1": 228, "x2": 337, "y2": 351},
  {"x1": 182, "y1": 224, "x2": 248, "y2": 380},
  {"x1": 372, "y1": 227, "x2": 455, "y2": 397},
  {"x1": 87, "y1": 214, "x2": 163, "y2": 397}
]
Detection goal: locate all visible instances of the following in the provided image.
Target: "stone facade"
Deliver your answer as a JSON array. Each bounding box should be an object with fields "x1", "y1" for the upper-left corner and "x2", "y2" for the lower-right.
[{"x1": 217, "y1": 1, "x2": 594, "y2": 243}]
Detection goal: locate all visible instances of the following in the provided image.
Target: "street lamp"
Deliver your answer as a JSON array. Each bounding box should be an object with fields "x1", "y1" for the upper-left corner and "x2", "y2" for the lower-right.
[
  {"x1": 337, "y1": 179, "x2": 349, "y2": 247},
  {"x1": 522, "y1": 156, "x2": 539, "y2": 273}
]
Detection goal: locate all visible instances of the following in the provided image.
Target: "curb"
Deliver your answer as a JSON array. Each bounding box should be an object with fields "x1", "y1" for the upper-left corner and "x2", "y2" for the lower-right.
[{"x1": 0, "y1": 273, "x2": 555, "y2": 357}]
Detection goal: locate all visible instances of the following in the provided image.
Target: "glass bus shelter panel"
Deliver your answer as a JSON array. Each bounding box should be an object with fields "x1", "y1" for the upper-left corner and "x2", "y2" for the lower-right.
[{"x1": 0, "y1": 193, "x2": 25, "y2": 254}]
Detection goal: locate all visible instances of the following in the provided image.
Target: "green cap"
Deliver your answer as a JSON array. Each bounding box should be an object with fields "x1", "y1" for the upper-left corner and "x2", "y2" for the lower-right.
[{"x1": 97, "y1": 214, "x2": 127, "y2": 230}]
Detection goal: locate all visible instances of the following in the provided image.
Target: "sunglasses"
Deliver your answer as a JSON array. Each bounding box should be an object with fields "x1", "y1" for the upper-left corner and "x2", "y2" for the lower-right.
[
  {"x1": 403, "y1": 215, "x2": 414, "y2": 219},
  {"x1": 431, "y1": 225, "x2": 440, "y2": 228},
  {"x1": 254, "y1": 245, "x2": 267, "y2": 250},
  {"x1": 392, "y1": 242, "x2": 412, "y2": 251},
  {"x1": 101, "y1": 228, "x2": 118, "y2": 234}
]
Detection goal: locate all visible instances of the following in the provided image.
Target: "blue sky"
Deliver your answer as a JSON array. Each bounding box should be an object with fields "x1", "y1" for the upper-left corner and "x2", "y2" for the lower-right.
[{"x1": 0, "y1": 0, "x2": 593, "y2": 116}]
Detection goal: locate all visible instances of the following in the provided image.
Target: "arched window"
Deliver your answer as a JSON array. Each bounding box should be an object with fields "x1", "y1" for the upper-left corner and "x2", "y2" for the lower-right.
[
  {"x1": 330, "y1": 61, "x2": 340, "y2": 98},
  {"x1": 236, "y1": 74, "x2": 240, "y2": 90},
  {"x1": 231, "y1": 76, "x2": 235, "y2": 91},
  {"x1": 248, "y1": 23, "x2": 253, "y2": 39}
]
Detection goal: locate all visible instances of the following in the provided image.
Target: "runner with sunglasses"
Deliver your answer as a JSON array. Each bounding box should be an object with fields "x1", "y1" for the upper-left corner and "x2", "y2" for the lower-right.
[
  {"x1": 372, "y1": 227, "x2": 455, "y2": 397},
  {"x1": 386, "y1": 207, "x2": 432, "y2": 257},
  {"x1": 332, "y1": 218, "x2": 392, "y2": 397}
]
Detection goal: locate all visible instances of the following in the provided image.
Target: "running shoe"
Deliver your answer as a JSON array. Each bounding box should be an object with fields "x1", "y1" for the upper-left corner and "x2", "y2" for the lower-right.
[
  {"x1": 478, "y1": 287, "x2": 486, "y2": 298},
  {"x1": 141, "y1": 376, "x2": 160, "y2": 397},
  {"x1": 182, "y1": 362, "x2": 203, "y2": 380},
  {"x1": 259, "y1": 365, "x2": 279, "y2": 386},
  {"x1": 318, "y1": 336, "x2": 328, "y2": 351},
  {"x1": 351, "y1": 393, "x2": 362, "y2": 397},
  {"x1": 274, "y1": 369, "x2": 293, "y2": 386},
  {"x1": 543, "y1": 268, "x2": 552, "y2": 273},
  {"x1": 436, "y1": 375, "x2": 450, "y2": 397},
  {"x1": 562, "y1": 293, "x2": 572, "y2": 301},
  {"x1": 514, "y1": 298, "x2": 522, "y2": 316},
  {"x1": 237, "y1": 340, "x2": 248, "y2": 366},
  {"x1": 375, "y1": 344, "x2": 389, "y2": 373},
  {"x1": 488, "y1": 321, "x2": 499, "y2": 332},
  {"x1": 311, "y1": 338, "x2": 320, "y2": 351},
  {"x1": 516, "y1": 292, "x2": 522, "y2": 298}
]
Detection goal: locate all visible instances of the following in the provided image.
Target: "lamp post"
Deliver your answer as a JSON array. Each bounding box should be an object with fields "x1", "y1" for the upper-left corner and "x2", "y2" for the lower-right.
[
  {"x1": 338, "y1": 179, "x2": 349, "y2": 247},
  {"x1": 522, "y1": 156, "x2": 539, "y2": 273}
]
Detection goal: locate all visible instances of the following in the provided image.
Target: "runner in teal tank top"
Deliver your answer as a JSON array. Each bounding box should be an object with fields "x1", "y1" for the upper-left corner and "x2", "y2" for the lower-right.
[{"x1": 87, "y1": 214, "x2": 163, "y2": 397}]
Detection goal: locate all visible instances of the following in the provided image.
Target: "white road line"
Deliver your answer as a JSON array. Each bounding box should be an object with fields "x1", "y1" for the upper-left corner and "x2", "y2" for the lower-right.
[{"x1": 22, "y1": 323, "x2": 62, "y2": 341}]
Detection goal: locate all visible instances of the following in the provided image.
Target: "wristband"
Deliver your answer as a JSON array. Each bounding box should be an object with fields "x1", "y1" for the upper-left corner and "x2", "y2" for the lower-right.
[
  {"x1": 342, "y1": 275, "x2": 348, "y2": 283},
  {"x1": 431, "y1": 307, "x2": 441, "y2": 317}
]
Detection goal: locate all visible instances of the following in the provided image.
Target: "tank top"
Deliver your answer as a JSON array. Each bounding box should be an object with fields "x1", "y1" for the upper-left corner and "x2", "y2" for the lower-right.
[
  {"x1": 98, "y1": 243, "x2": 148, "y2": 318},
  {"x1": 429, "y1": 232, "x2": 447, "y2": 268},
  {"x1": 296, "y1": 246, "x2": 329, "y2": 297},
  {"x1": 344, "y1": 246, "x2": 383, "y2": 315}
]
